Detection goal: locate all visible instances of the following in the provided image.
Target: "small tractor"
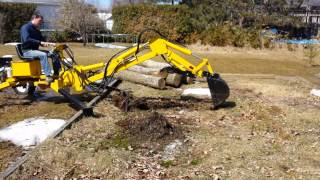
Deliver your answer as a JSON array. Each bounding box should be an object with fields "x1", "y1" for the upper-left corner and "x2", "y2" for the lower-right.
[{"x1": 0, "y1": 30, "x2": 230, "y2": 115}]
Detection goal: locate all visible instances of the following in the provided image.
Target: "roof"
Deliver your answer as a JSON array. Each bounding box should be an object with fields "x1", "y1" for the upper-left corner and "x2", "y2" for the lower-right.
[
  {"x1": 302, "y1": 0, "x2": 320, "y2": 7},
  {"x1": 97, "y1": 13, "x2": 112, "y2": 21},
  {"x1": 0, "y1": 0, "x2": 61, "y2": 6}
]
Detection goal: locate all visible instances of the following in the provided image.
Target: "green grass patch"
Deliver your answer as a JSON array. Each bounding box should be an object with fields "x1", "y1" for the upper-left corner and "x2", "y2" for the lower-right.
[
  {"x1": 160, "y1": 160, "x2": 174, "y2": 168},
  {"x1": 190, "y1": 158, "x2": 202, "y2": 166}
]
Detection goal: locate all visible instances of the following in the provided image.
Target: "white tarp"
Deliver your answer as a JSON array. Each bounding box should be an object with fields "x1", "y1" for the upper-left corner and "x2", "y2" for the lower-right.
[
  {"x1": 311, "y1": 89, "x2": 320, "y2": 97},
  {"x1": 95, "y1": 43, "x2": 126, "y2": 49},
  {"x1": 181, "y1": 88, "x2": 211, "y2": 99},
  {"x1": 2, "y1": 55, "x2": 13, "y2": 58},
  {"x1": 0, "y1": 118, "x2": 65, "y2": 149},
  {"x1": 4, "y1": 42, "x2": 19, "y2": 46}
]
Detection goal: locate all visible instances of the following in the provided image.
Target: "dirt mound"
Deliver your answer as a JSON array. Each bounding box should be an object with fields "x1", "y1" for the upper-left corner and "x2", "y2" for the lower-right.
[{"x1": 116, "y1": 112, "x2": 184, "y2": 143}]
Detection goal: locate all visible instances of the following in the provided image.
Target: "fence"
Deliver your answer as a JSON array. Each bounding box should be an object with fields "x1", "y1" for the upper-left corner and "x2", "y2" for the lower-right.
[{"x1": 88, "y1": 33, "x2": 137, "y2": 44}]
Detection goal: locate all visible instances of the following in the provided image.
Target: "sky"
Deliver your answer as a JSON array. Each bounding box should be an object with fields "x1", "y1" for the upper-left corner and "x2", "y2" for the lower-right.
[{"x1": 86, "y1": 0, "x2": 112, "y2": 10}]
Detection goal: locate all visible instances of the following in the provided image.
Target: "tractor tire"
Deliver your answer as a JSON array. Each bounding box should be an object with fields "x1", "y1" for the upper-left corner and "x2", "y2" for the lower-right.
[{"x1": 13, "y1": 82, "x2": 36, "y2": 96}]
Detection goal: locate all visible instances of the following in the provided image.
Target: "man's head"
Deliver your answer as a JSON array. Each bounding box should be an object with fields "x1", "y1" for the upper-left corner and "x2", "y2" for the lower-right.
[{"x1": 31, "y1": 13, "x2": 43, "y2": 28}]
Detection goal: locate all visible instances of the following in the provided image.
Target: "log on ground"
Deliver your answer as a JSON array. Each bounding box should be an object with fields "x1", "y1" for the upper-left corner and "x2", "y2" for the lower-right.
[
  {"x1": 182, "y1": 75, "x2": 194, "y2": 84},
  {"x1": 140, "y1": 60, "x2": 170, "y2": 69},
  {"x1": 166, "y1": 73, "x2": 183, "y2": 87},
  {"x1": 115, "y1": 70, "x2": 166, "y2": 89},
  {"x1": 127, "y1": 65, "x2": 168, "y2": 78}
]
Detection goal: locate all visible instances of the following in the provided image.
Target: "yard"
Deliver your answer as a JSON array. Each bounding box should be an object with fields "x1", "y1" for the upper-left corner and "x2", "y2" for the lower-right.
[{"x1": 0, "y1": 43, "x2": 320, "y2": 179}]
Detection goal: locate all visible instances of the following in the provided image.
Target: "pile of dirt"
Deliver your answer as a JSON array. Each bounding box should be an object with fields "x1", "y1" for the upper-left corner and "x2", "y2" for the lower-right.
[{"x1": 116, "y1": 112, "x2": 184, "y2": 143}]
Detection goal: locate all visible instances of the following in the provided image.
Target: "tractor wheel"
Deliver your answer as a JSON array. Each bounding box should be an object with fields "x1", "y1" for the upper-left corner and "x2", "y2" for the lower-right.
[{"x1": 13, "y1": 82, "x2": 36, "y2": 96}]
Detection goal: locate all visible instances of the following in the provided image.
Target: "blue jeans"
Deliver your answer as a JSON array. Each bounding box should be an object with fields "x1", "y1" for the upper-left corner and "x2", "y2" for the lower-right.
[{"x1": 23, "y1": 50, "x2": 61, "y2": 76}]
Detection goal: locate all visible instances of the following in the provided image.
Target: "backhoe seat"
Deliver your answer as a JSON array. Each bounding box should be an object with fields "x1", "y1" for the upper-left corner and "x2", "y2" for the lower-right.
[{"x1": 15, "y1": 43, "x2": 40, "y2": 61}]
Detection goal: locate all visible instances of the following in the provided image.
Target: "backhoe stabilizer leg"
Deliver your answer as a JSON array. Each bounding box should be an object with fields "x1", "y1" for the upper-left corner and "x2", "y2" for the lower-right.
[
  {"x1": 206, "y1": 73, "x2": 230, "y2": 108},
  {"x1": 58, "y1": 88, "x2": 93, "y2": 116}
]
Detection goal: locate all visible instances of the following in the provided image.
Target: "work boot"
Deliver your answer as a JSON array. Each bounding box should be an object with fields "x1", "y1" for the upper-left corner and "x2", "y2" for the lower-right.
[{"x1": 46, "y1": 76, "x2": 54, "y2": 84}]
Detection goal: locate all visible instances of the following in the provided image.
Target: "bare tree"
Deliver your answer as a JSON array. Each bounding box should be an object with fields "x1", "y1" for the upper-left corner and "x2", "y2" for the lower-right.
[
  {"x1": 59, "y1": 0, "x2": 104, "y2": 46},
  {"x1": 0, "y1": 13, "x2": 5, "y2": 43}
]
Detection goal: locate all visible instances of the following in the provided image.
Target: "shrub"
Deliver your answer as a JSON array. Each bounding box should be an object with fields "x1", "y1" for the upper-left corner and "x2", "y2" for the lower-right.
[
  {"x1": 304, "y1": 44, "x2": 320, "y2": 66},
  {"x1": 112, "y1": 4, "x2": 275, "y2": 48},
  {"x1": 112, "y1": 4, "x2": 193, "y2": 43},
  {"x1": 0, "y1": 13, "x2": 5, "y2": 43},
  {"x1": 0, "y1": 2, "x2": 36, "y2": 43}
]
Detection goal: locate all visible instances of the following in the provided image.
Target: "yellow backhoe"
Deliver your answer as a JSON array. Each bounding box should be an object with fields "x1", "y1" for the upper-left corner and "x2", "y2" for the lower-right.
[{"x1": 0, "y1": 29, "x2": 229, "y2": 115}]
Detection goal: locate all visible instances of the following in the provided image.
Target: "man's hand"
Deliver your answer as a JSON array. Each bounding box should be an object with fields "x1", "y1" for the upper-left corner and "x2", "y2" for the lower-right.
[{"x1": 41, "y1": 42, "x2": 56, "y2": 47}]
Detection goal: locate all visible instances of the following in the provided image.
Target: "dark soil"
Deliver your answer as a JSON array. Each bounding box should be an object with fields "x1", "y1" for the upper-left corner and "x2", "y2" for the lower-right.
[
  {"x1": 112, "y1": 92, "x2": 212, "y2": 112},
  {"x1": 116, "y1": 112, "x2": 185, "y2": 146}
]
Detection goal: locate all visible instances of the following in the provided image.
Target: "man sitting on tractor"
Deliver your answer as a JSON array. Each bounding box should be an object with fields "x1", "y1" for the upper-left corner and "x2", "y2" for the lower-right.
[{"x1": 20, "y1": 12, "x2": 59, "y2": 83}]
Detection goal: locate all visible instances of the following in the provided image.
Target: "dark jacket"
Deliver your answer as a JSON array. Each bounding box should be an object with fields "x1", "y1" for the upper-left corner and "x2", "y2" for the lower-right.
[{"x1": 20, "y1": 22, "x2": 44, "y2": 50}]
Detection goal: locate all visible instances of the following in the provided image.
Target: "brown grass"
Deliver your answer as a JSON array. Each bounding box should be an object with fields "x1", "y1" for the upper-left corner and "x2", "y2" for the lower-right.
[
  {"x1": 7, "y1": 76, "x2": 320, "y2": 179},
  {"x1": 0, "y1": 43, "x2": 320, "y2": 179}
]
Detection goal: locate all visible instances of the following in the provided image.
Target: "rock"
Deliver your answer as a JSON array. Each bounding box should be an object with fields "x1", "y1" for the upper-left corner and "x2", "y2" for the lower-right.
[
  {"x1": 212, "y1": 165, "x2": 224, "y2": 170},
  {"x1": 143, "y1": 168, "x2": 149, "y2": 173}
]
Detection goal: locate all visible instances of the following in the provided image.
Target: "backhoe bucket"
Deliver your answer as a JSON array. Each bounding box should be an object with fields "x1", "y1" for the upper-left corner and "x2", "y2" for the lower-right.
[{"x1": 207, "y1": 73, "x2": 230, "y2": 108}]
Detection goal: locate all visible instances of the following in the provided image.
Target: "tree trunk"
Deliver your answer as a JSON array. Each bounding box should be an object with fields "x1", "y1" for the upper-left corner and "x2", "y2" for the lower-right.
[
  {"x1": 182, "y1": 75, "x2": 194, "y2": 84},
  {"x1": 82, "y1": 34, "x2": 87, "y2": 46},
  {"x1": 140, "y1": 60, "x2": 170, "y2": 69},
  {"x1": 166, "y1": 73, "x2": 183, "y2": 87},
  {"x1": 127, "y1": 65, "x2": 168, "y2": 78},
  {"x1": 115, "y1": 70, "x2": 165, "y2": 89}
]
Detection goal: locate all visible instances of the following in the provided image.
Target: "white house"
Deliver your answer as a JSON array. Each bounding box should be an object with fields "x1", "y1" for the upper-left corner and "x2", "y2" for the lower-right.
[
  {"x1": 97, "y1": 13, "x2": 113, "y2": 31},
  {"x1": 291, "y1": 0, "x2": 320, "y2": 24}
]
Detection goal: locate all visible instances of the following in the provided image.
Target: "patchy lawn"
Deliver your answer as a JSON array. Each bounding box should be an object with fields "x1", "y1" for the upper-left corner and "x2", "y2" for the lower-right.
[
  {"x1": 8, "y1": 75, "x2": 320, "y2": 179},
  {"x1": 0, "y1": 43, "x2": 319, "y2": 178}
]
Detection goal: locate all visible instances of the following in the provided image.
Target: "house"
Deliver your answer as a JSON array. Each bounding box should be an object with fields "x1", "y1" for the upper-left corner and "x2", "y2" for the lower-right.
[
  {"x1": 0, "y1": 0, "x2": 61, "y2": 30},
  {"x1": 292, "y1": 0, "x2": 320, "y2": 24},
  {"x1": 97, "y1": 13, "x2": 113, "y2": 31}
]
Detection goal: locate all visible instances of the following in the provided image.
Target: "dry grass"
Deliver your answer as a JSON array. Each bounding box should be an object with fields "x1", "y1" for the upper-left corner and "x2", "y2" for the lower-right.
[
  {"x1": 0, "y1": 43, "x2": 320, "y2": 179},
  {"x1": 8, "y1": 76, "x2": 320, "y2": 179}
]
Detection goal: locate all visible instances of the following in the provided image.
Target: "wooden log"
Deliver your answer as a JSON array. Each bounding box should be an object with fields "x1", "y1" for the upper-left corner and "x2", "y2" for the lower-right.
[
  {"x1": 182, "y1": 75, "x2": 194, "y2": 84},
  {"x1": 166, "y1": 73, "x2": 183, "y2": 87},
  {"x1": 127, "y1": 65, "x2": 168, "y2": 78},
  {"x1": 140, "y1": 60, "x2": 170, "y2": 69},
  {"x1": 115, "y1": 70, "x2": 165, "y2": 89}
]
